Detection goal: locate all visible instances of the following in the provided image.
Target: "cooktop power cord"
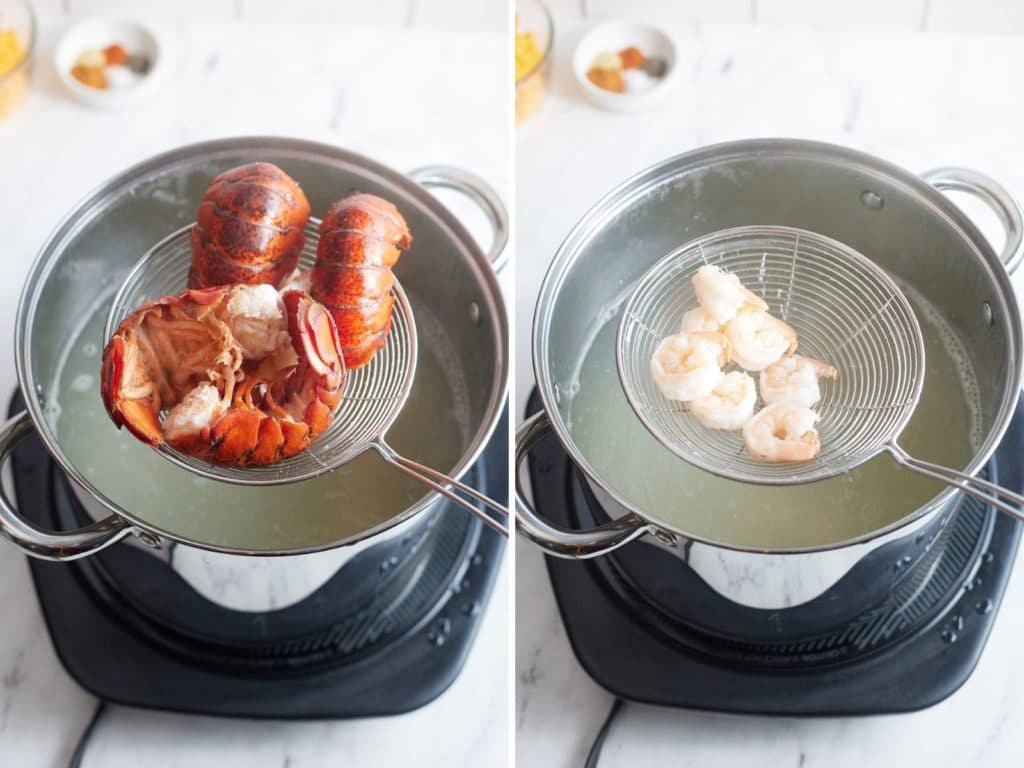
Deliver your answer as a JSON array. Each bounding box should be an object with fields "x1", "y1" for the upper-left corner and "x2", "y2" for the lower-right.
[
  {"x1": 67, "y1": 700, "x2": 107, "y2": 768},
  {"x1": 584, "y1": 698, "x2": 625, "y2": 768}
]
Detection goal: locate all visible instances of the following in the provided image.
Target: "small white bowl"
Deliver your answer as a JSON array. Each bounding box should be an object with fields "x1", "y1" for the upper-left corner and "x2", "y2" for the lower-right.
[
  {"x1": 55, "y1": 18, "x2": 164, "y2": 109},
  {"x1": 573, "y1": 21, "x2": 680, "y2": 113}
]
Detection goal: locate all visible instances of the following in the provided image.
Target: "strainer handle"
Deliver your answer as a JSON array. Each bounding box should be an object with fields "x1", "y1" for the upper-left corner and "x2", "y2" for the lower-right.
[
  {"x1": 922, "y1": 167, "x2": 1024, "y2": 274},
  {"x1": 378, "y1": 445, "x2": 509, "y2": 537},
  {"x1": 888, "y1": 445, "x2": 1024, "y2": 522},
  {"x1": 0, "y1": 411, "x2": 133, "y2": 561},
  {"x1": 514, "y1": 411, "x2": 652, "y2": 559},
  {"x1": 407, "y1": 165, "x2": 510, "y2": 272}
]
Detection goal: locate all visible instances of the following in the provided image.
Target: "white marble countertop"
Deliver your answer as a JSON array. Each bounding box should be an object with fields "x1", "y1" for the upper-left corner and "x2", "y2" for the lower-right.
[
  {"x1": 516, "y1": 18, "x2": 1024, "y2": 768},
  {"x1": 0, "y1": 11, "x2": 508, "y2": 768}
]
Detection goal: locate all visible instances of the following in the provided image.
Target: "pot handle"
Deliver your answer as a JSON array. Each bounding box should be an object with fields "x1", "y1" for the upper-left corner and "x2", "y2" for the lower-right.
[
  {"x1": 407, "y1": 165, "x2": 510, "y2": 272},
  {"x1": 515, "y1": 411, "x2": 651, "y2": 558},
  {"x1": 922, "y1": 167, "x2": 1024, "y2": 274},
  {"x1": 0, "y1": 411, "x2": 132, "y2": 561}
]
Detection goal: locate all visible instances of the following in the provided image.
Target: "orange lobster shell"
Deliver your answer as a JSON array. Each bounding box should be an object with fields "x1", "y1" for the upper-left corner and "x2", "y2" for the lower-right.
[
  {"x1": 188, "y1": 162, "x2": 311, "y2": 290},
  {"x1": 311, "y1": 193, "x2": 412, "y2": 369}
]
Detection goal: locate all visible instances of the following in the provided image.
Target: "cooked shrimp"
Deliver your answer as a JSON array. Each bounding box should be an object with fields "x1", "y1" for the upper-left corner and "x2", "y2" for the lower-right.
[
  {"x1": 760, "y1": 355, "x2": 838, "y2": 408},
  {"x1": 680, "y1": 306, "x2": 722, "y2": 333},
  {"x1": 724, "y1": 310, "x2": 797, "y2": 371},
  {"x1": 650, "y1": 331, "x2": 729, "y2": 402},
  {"x1": 689, "y1": 371, "x2": 756, "y2": 430},
  {"x1": 742, "y1": 402, "x2": 820, "y2": 462},
  {"x1": 692, "y1": 264, "x2": 767, "y2": 324}
]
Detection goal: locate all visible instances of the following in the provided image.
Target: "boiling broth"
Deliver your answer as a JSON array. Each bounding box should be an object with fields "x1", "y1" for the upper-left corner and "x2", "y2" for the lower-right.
[
  {"x1": 566, "y1": 286, "x2": 980, "y2": 549},
  {"x1": 48, "y1": 288, "x2": 471, "y2": 552}
]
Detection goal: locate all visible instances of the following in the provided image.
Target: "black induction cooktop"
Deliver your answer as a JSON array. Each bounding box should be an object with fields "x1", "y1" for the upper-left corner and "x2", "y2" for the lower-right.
[
  {"x1": 525, "y1": 390, "x2": 1024, "y2": 715},
  {"x1": 8, "y1": 392, "x2": 506, "y2": 719}
]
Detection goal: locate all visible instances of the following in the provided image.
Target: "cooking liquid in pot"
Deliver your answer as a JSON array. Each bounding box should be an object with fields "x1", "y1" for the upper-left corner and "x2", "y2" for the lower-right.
[
  {"x1": 46, "y1": 288, "x2": 471, "y2": 552},
  {"x1": 567, "y1": 285, "x2": 980, "y2": 550}
]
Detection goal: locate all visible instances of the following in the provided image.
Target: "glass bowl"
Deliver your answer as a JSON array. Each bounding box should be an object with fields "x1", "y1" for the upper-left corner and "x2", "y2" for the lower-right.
[
  {"x1": 0, "y1": 0, "x2": 34, "y2": 120},
  {"x1": 516, "y1": 0, "x2": 553, "y2": 123}
]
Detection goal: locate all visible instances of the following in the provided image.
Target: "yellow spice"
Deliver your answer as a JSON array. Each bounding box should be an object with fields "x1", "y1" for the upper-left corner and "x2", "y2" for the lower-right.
[
  {"x1": 0, "y1": 26, "x2": 25, "y2": 77},
  {"x1": 0, "y1": 23, "x2": 27, "y2": 119},
  {"x1": 515, "y1": 21, "x2": 542, "y2": 82}
]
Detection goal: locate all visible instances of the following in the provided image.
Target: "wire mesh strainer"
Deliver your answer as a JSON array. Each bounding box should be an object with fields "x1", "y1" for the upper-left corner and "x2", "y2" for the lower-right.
[
  {"x1": 617, "y1": 225, "x2": 1024, "y2": 518},
  {"x1": 104, "y1": 221, "x2": 508, "y2": 535}
]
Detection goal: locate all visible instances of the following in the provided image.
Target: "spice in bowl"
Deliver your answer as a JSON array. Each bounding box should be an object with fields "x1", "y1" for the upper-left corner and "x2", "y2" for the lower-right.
[
  {"x1": 515, "y1": 18, "x2": 542, "y2": 83},
  {"x1": 515, "y1": 7, "x2": 551, "y2": 123},
  {"x1": 70, "y1": 42, "x2": 150, "y2": 91},
  {"x1": 586, "y1": 45, "x2": 666, "y2": 95},
  {"x1": 0, "y1": 17, "x2": 27, "y2": 118}
]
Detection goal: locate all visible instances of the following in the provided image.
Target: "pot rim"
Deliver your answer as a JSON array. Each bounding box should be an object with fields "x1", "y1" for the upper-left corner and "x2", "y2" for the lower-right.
[
  {"x1": 15, "y1": 136, "x2": 509, "y2": 557},
  {"x1": 532, "y1": 137, "x2": 1024, "y2": 555}
]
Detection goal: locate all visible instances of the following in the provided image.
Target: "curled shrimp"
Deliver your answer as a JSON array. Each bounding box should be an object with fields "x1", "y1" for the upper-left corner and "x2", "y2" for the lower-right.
[
  {"x1": 650, "y1": 331, "x2": 729, "y2": 401},
  {"x1": 742, "y1": 402, "x2": 820, "y2": 462},
  {"x1": 689, "y1": 371, "x2": 756, "y2": 430},
  {"x1": 724, "y1": 310, "x2": 797, "y2": 371},
  {"x1": 760, "y1": 355, "x2": 838, "y2": 408},
  {"x1": 692, "y1": 264, "x2": 767, "y2": 324},
  {"x1": 680, "y1": 306, "x2": 722, "y2": 333}
]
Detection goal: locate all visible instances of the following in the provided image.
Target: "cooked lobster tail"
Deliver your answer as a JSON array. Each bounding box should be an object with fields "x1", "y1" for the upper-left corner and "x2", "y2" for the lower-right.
[
  {"x1": 189, "y1": 162, "x2": 312, "y2": 289},
  {"x1": 100, "y1": 284, "x2": 345, "y2": 467},
  {"x1": 311, "y1": 193, "x2": 412, "y2": 369}
]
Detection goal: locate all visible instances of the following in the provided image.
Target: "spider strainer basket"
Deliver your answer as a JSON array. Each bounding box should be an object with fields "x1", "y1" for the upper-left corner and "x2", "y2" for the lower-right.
[
  {"x1": 616, "y1": 225, "x2": 926, "y2": 486},
  {"x1": 104, "y1": 219, "x2": 417, "y2": 487}
]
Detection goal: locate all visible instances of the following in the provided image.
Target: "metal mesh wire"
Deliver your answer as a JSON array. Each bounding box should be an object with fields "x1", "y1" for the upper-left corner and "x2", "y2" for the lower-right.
[
  {"x1": 104, "y1": 219, "x2": 417, "y2": 486},
  {"x1": 616, "y1": 225, "x2": 925, "y2": 485}
]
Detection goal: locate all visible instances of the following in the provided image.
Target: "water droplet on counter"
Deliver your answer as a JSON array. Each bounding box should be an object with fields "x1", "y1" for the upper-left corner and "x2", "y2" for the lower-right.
[
  {"x1": 462, "y1": 601, "x2": 481, "y2": 617},
  {"x1": 941, "y1": 628, "x2": 958, "y2": 644},
  {"x1": 70, "y1": 374, "x2": 93, "y2": 392},
  {"x1": 953, "y1": 614, "x2": 964, "y2": 631},
  {"x1": 82, "y1": 342, "x2": 98, "y2": 356},
  {"x1": 976, "y1": 599, "x2": 993, "y2": 615}
]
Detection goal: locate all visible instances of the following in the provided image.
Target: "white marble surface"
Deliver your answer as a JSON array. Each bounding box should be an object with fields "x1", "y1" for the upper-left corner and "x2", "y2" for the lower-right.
[
  {"x1": 516, "y1": 18, "x2": 1024, "y2": 768},
  {"x1": 0, "y1": 11, "x2": 509, "y2": 768}
]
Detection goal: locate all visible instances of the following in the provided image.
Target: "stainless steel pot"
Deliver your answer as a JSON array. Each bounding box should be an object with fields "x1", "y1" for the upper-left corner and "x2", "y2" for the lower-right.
[
  {"x1": 516, "y1": 139, "x2": 1024, "y2": 611},
  {"x1": 0, "y1": 138, "x2": 509, "y2": 608}
]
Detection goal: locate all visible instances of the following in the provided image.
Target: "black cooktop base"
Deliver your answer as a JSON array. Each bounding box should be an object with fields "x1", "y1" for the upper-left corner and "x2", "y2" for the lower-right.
[
  {"x1": 525, "y1": 391, "x2": 1023, "y2": 716},
  {"x1": 9, "y1": 392, "x2": 506, "y2": 719}
]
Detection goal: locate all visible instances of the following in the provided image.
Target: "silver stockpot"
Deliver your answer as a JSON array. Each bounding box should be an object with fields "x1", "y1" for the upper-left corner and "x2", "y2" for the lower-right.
[
  {"x1": 517, "y1": 139, "x2": 1024, "y2": 612},
  {"x1": 0, "y1": 137, "x2": 508, "y2": 612}
]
